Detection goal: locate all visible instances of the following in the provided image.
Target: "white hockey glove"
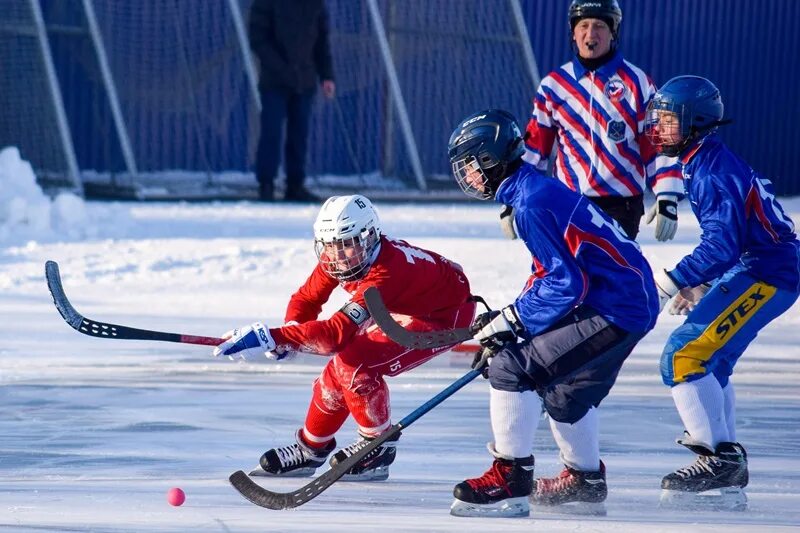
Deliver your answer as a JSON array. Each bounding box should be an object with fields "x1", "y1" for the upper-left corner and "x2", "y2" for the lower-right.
[
  {"x1": 646, "y1": 193, "x2": 679, "y2": 242},
  {"x1": 669, "y1": 284, "x2": 712, "y2": 316},
  {"x1": 213, "y1": 322, "x2": 276, "y2": 361},
  {"x1": 499, "y1": 204, "x2": 518, "y2": 240},
  {"x1": 654, "y1": 269, "x2": 680, "y2": 313},
  {"x1": 470, "y1": 305, "x2": 525, "y2": 350}
]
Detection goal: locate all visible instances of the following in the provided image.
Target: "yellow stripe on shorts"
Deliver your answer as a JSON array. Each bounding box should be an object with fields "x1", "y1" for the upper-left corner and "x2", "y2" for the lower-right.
[{"x1": 672, "y1": 281, "x2": 776, "y2": 383}]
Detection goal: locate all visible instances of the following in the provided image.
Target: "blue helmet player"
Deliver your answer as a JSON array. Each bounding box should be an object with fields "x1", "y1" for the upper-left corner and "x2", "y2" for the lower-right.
[
  {"x1": 645, "y1": 75, "x2": 800, "y2": 511},
  {"x1": 448, "y1": 109, "x2": 659, "y2": 517}
]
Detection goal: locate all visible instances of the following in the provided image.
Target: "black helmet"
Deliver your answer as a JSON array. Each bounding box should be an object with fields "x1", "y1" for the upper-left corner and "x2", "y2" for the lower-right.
[
  {"x1": 448, "y1": 109, "x2": 524, "y2": 200},
  {"x1": 569, "y1": 0, "x2": 623, "y2": 38},
  {"x1": 644, "y1": 76, "x2": 725, "y2": 157}
]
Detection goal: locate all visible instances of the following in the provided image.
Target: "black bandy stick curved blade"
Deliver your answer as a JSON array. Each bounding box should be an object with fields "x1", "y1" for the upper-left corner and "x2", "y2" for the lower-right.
[
  {"x1": 45, "y1": 260, "x2": 221, "y2": 345},
  {"x1": 45, "y1": 259, "x2": 137, "y2": 339},
  {"x1": 229, "y1": 471, "x2": 293, "y2": 510},
  {"x1": 45, "y1": 260, "x2": 85, "y2": 329},
  {"x1": 363, "y1": 287, "x2": 472, "y2": 349},
  {"x1": 229, "y1": 427, "x2": 399, "y2": 509}
]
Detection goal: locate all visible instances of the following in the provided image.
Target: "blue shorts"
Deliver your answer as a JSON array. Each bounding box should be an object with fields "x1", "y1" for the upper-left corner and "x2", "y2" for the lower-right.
[
  {"x1": 489, "y1": 306, "x2": 646, "y2": 424},
  {"x1": 661, "y1": 267, "x2": 799, "y2": 388}
]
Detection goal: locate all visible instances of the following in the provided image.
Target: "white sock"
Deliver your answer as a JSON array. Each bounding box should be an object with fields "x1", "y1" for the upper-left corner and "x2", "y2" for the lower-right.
[
  {"x1": 672, "y1": 374, "x2": 729, "y2": 448},
  {"x1": 490, "y1": 387, "x2": 540, "y2": 458},
  {"x1": 722, "y1": 381, "x2": 736, "y2": 442},
  {"x1": 549, "y1": 407, "x2": 600, "y2": 472}
]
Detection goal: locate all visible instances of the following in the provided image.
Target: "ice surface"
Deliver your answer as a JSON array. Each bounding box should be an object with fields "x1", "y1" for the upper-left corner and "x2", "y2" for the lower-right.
[{"x1": 1, "y1": 151, "x2": 799, "y2": 531}]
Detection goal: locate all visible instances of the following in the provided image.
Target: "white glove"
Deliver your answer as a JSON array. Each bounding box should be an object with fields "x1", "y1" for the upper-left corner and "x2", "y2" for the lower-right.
[
  {"x1": 669, "y1": 284, "x2": 711, "y2": 316},
  {"x1": 654, "y1": 269, "x2": 680, "y2": 313},
  {"x1": 213, "y1": 322, "x2": 276, "y2": 361},
  {"x1": 470, "y1": 306, "x2": 523, "y2": 350},
  {"x1": 646, "y1": 194, "x2": 679, "y2": 241},
  {"x1": 499, "y1": 204, "x2": 518, "y2": 240}
]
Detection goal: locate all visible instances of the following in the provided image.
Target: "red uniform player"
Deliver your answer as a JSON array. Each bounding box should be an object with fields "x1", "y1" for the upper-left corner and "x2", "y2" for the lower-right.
[{"x1": 214, "y1": 194, "x2": 475, "y2": 480}]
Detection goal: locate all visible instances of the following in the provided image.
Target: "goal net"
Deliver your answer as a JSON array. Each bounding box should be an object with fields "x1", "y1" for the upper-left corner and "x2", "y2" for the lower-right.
[
  {"x1": 9, "y1": 0, "x2": 538, "y2": 198},
  {"x1": 0, "y1": 0, "x2": 80, "y2": 192}
]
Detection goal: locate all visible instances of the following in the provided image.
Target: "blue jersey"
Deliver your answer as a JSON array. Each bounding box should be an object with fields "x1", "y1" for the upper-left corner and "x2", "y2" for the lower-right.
[
  {"x1": 670, "y1": 135, "x2": 800, "y2": 292},
  {"x1": 496, "y1": 164, "x2": 660, "y2": 336}
]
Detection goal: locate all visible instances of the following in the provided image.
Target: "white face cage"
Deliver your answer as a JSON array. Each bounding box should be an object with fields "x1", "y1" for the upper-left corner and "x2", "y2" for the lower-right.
[
  {"x1": 314, "y1": 227, "x2": 379, "y2": 282},
  {"x1": 452, "y1": 155, "x2": 492, "y2": 200}
]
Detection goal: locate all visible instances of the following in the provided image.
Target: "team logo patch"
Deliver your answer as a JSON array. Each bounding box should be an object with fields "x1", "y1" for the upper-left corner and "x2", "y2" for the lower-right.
[
  {"x1": 604, "y1": 79, "x2": 626, "y2": 101},
  {"x1": 607, "y1": 120, "x2": 626, "y2": 142}
]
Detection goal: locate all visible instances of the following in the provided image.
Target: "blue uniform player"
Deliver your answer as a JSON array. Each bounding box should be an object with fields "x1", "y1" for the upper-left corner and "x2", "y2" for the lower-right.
[
  {"x1": 646, "y1": 76, "x2": 800, "y2": 510},
  {"x1": 447, "y1": 109, "x2": 660, "y2": 517}
]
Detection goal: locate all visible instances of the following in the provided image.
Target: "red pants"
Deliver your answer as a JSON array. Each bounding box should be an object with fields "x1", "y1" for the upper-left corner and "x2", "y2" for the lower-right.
[{"x1": 301, "y1": 300, "x2": 476, "y2": 446}]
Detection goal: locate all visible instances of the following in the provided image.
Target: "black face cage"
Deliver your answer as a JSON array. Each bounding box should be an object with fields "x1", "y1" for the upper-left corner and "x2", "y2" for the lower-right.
[{"x1": 314, "y1": 228, "x2": 379, "y2": 282}]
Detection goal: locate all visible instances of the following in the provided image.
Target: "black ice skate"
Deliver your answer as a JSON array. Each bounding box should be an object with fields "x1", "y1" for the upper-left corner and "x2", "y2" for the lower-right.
[
  {"x1": 659, "y1": 435, "x2": 748, "y2": 511},
  {"x1": 529, "y1": 461, "x2": 607, "y2": 515},
  {"x1": 329, "y1": 431, "x2": 400, "y2": 481},
  {"x1": 450, "y1": 445, "x2": 534, "y2": 518},
  {"x1": 249, "y1": 430, "x2": 336, "y2": 478}
]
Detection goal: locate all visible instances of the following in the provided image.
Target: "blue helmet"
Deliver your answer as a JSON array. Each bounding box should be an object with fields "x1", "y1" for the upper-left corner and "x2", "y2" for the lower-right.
[
  {"x1": 645, "y1": 75, "x2": 725, "y2": 157},
  {"x1": 448, "y1": 109, "x2": 524, "y2": 200}
]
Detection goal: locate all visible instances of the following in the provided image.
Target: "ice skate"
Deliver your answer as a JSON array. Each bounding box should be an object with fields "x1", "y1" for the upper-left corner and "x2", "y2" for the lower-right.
[
  {"x1": 249, "y1": 430, "x2": 336, "y2": 478},
  {"x1": 529, "y1": 461, "x2": 607, "y2": 516},
  {"x1": 450, "y1": 445, "x2": 534, "y2": 518},
  {"x1": 329, "y1": 431, "x2": 400, "y2": 481},
  {"x1": 659, "y1": 436, "x2": 748, "y2": 511}
]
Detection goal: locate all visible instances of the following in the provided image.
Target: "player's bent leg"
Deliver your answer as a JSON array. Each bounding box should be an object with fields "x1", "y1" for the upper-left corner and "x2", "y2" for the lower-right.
[
  {"x1": 659, "y1": 273, "x2": 796, "y2": 511},
  {"x1": 450, "y1": 444, "x2": 534, "y2": 518},
  {"x1": 325, "y1": 305, "x2": 475, "y2": 482},
  {"x1": 327, "y1": 354, "x2": 398, "y2": 481},
  {"x1": 302, "y1": 361, "x2": 350, "y2": 440},
  {"x1": 251, "y1": 362, "x2": 345, "y2": 478},
  {"x1": 661, "y1": 270, "x2": 799, "y2": 388}
]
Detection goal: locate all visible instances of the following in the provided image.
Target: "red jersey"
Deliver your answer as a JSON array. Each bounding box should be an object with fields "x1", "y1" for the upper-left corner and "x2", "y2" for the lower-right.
[{"x1": 270, "y1": 236, "x2": 471, "y2": 354}]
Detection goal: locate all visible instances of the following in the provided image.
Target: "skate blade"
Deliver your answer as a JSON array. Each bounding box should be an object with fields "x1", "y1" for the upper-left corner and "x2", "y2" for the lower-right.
[
  {"x1": 248, "y1": 465, "x2": 316, "y2": 478},
  {"x1": 450, "y1": 496, "x2": 530, "y2": 518},
  {"x1": 659, "y1": 487, "x2": 748, "y2": 511},
  {"x1": 339, "y1": 465, "x2": 389, "y2": 482},
  {"x1": 531, "y1": 500, "x2": 607, "y2": 516}
]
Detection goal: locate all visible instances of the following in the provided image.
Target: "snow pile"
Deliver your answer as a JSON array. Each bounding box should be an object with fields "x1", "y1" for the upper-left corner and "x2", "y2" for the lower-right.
[{"x1": 0, "y1": 146, "x2": 90, "y2": 243}]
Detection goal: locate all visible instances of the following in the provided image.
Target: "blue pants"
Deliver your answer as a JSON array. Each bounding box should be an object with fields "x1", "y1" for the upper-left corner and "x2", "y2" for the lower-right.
[
  {"x1": 489, "y1": 306, "x2": 646, "y2": 424},
  {"x1": 661, "y1": 267, "x2": 799, "y2": 388},
  {"x1": 255, "y1": 88, "x2": 315, "y2": 193}
]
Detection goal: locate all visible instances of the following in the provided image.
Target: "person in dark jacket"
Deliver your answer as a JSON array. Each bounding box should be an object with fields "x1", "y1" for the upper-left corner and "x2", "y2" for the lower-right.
[{"x1": 249, "y1": 0, "x2": 335, "y2": 202}]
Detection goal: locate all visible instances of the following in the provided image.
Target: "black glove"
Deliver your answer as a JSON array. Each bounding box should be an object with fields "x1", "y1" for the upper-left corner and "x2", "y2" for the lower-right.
[
  {"x1": 471, "y1": 346, "x2": 497, "y2": 379},
  {"x1": 470, "y1": 306, "x2": 524, "y2": 351}
]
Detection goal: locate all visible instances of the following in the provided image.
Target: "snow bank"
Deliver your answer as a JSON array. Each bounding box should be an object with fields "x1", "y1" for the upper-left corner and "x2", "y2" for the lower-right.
[{"x1": 0, "y1": 146, "x2": 90, "y2": 243}]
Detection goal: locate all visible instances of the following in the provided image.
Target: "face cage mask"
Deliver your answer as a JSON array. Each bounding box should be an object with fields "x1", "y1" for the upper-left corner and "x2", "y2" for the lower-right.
[
  {"x1": 314, "y1": 229, "x2": 378, "y2": 282},
  {"x1": 644, "y1": 103, "x2": 693, "y2": 157},
  {"x1": 452, "y1": 156, "x2": 493, "y2": 200}
]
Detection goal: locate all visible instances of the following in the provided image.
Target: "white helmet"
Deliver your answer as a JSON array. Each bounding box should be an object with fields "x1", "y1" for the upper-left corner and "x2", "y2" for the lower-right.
[{"x1": 313, "y1": 195, "x2": 382, "y2": 281}]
